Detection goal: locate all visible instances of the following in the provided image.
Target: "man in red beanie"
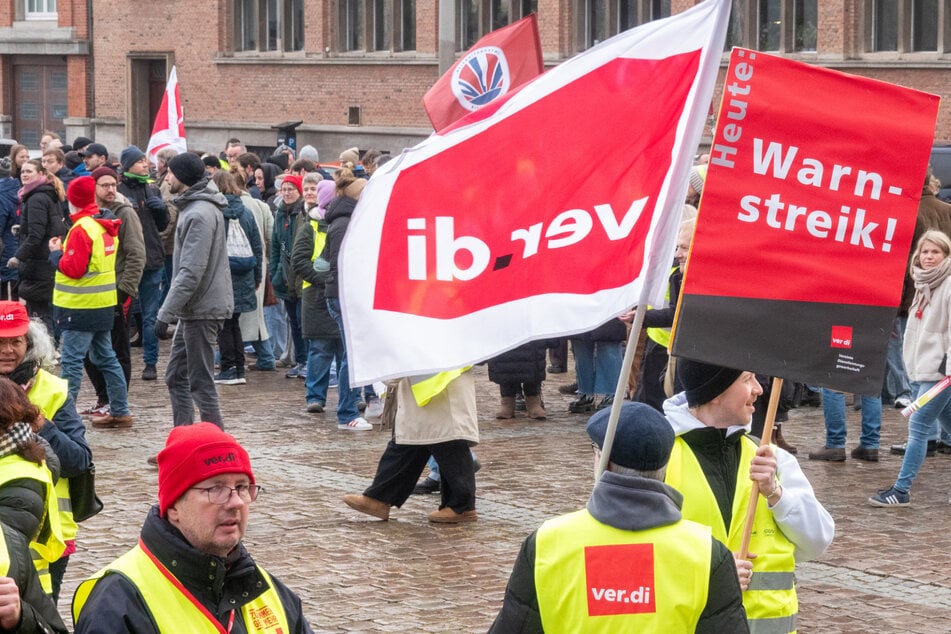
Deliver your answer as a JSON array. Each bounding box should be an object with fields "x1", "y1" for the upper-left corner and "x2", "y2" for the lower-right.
[
  {"x1": 49, "y1": 176, "x2": 132, "y2": 429},
  {"x1": 72, "y1": 423, "x2": 314, "y2": 632}
]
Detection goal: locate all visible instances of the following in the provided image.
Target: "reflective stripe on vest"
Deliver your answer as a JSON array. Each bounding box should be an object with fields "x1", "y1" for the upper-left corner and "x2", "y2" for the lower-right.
[
  {"x1": 28, "y1": 370, "x2": 78, "y2": 541},
  {"x1": 52, "y1": 215, "x2": 118, "y2": 310},
  {"x1": 72, "y1": 541, "x2": 290, "y2": 633},
  {"x1": 535, "y1": 509, "x2": 711, "y2": 633},
  {"x1": 645, "y1": 267, "x2": 678, "y2": 348},
  {"x1": 301, "y1": 219, "x2": 328, "y2": 290},
  {"x1": 0, "y1": 454, "x2": 65, "y2": 595},
  {"x1": 409, "y1": 367, "x2": 471, "y2": 406},
  {"x1": 665, "y1": 436, "x2": 798, "y2": 632}
]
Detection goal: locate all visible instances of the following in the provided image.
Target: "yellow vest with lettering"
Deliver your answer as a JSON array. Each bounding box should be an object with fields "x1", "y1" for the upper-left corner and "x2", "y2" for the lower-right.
[
  {"x1": 301, "y1": 219, "x2": 327, "y2": 290},
  {"x1": 73, "y1": 541, "x2": 290, "y2": 633},
  {"x1": 27, "y1": 369, "x2": 79, "y2": 543},
  {"x1": 52, "y1": 214, "x2": 118, "y2": 310},
  {"x1": 666, "y1": 436, "x2": 798, "y2": 634},
  {"x1": 534, "y1": 508, "x2": 711, "y2": 633},
  {"x1": 645, "y1": 267, "x2": 678, "y2": 348}
]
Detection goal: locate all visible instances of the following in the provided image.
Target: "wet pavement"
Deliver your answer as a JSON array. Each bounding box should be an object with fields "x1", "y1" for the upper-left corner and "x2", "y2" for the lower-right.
[{"x1": 58, "y1": 346, "x2": 951, "y2": 632}]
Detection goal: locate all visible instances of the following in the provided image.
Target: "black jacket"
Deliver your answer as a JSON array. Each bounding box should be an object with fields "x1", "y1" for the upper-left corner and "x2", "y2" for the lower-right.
[
  {"x1": 489, "y1": 472, "x2": 749, "y2": 633},
  {"x1": 118, "y1": 175, "x2": 169, "y2": 270},
  {"x1": 74, "y1": 506, "x2": 313, "y2": 634},
  {"x1": 487, "y1": 342, "x2": 548, "y2": 386},
  {"x1": 292, "y1": 214, "x2": 339, "y2": 339},
  {"x1": 320, "y1": 196, "x2": 357, "y2": 299},
  {"x1": 15, "y1": 183, "x2": 65, "y2": 303},
  {"x1": 0, "y1": 523, "x2": 67, "y2": 633}
]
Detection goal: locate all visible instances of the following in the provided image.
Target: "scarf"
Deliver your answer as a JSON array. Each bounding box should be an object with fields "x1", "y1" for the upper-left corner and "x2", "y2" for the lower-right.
[
  {"x1": 0, "y1": 421, "x2": 36, "y2": 461},
  {"x1": 912, "y1": 257, "x2": 951, "y2": 319},
  {"x1": 123, "y1": 171, "x2": 152, "y2": 184},
  {"x1": 17, "y1": 176, "x2": 48, "y2": 203}
]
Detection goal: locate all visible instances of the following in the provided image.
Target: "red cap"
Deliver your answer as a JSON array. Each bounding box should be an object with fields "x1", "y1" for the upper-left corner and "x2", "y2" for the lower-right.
[
  {"x1": 0, "y1": 302, "x2": 29, "y2": 338},
  {"x1": 157, "y1": 422, "x2": 255, "y2": 516},
  {"x1": 66, "y1": 176, "x2": 97, "y2": 208}
]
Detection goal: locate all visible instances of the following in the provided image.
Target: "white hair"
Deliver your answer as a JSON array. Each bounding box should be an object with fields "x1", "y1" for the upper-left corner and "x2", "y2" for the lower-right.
[{"x1": 23, "y1": 319, "x2": 57, "y2": 373}]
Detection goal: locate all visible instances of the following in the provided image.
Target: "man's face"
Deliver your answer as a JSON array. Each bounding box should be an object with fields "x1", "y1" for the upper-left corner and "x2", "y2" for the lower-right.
[
  {"x1": 675, "y1": 225, "x2": 693, "y2": 269},
  {"x1": 167, "y1": 473, "x2": 250, "y2": 558},
  {"x1": 84, "y1": 153, "x2": 106, "y2": 171},
  {"x1": 40, "y1": 135, "x2": 53, "y2": 152},
  {"x1": 166, "y1": 171, "x2": 186, "y2": 194},
  {"x1": 40, "y1": 154, "x2": 62, "y2": 174},
  {"x1": 95, "y1": 176, "x2": 118, "y2": 205},
  {"x1": 706, "y1": 372, "x2": 763, "y2": 428},
  {"x1": 225, "y1": 144, "x2": 244, "y2": 167},
  {"x1": 0, "y1": 335, "x2": 27, "y2": 374},
  {"x1": 128, "y1": 156, "x2": 150, "y2": 177}
]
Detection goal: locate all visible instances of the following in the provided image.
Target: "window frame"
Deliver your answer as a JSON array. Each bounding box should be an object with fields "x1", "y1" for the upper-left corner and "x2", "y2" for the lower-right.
[
  {"x1": 232, "y1": 0, "x2": 305, "y2": 54},
  {"x1": 726, "y1": 0, "x2": 817, "y2": 54},
  {"x1": 24, "y1": 0, "x2": 57, "y2": 21},
  {"x1": 575, "y1": 0, "x2": 669, "y2": 52},
  {"x1": 866, "y1": 0, "x2": 948, "y2": 55}
]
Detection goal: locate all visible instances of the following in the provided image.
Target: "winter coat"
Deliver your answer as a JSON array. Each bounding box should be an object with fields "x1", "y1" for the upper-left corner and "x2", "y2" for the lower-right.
[
  {"x1": 221, "y1": 193, "x2": 263, "y2": 315},
  {"x1": 158, "y1": 178, "x2": 234, "y2": 323},
  {"x1": 158, "y1": 177, "x2": 179, "y2": 259},
  {"x1": 15, "y1": 181, "x2": 65, "y2": 303},
  {"x1": 572, "y1": 316, "x2": 628, "y2": 342},
  {"x1": 487, "y1": 342, "x2": 547, "y2": 386},
  {"x1": 320, "y1": 196, "x2": 357, "y2": 299},
  {"x1": 106, "y1": 194, "x2": 147, "y2": 301},
  {"x1": 903, "y1": 273, "x2": 951, "y2": 382},
  {"x1": 393, "y1": 371, "x2": 479, "y2": 446},
  {"x1": 0, "y1": 523, "x2": 67, "y2": 632},
  {"x1": 291, "y1": 213, "x2": 338, "y2": 340},
  {"x1": 118, "y1": 174, "x2": 169, "y2": 270},
  {"x1": 269, "y1": 197, "x2": 305, "y2": 300},
  {"x1": 238, "y1": 193, "x2": 273, "y2": 342},
  {"x1": 0, "y1": 177, "x2": 19, "y2": 283}
]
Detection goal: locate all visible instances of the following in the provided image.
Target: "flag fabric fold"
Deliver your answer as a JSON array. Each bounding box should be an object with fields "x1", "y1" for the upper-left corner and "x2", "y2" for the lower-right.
[
  {"x1": 341, "y1": 0, "x2": 731, "y2": 386},
  {"x1": 146, "y1": 66, "x2": 187, "y2": 164},
  {"x1": 423, "y1": 14, "x2": 543, "y2": 133}
]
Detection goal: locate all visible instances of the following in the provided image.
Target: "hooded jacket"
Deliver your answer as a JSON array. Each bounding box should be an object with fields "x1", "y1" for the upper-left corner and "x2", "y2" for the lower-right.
[
  {"x1": 221, "y1": 193, "x2": 263, "y2": 315},
  {"x1": 158, "y1": 178, "x2": 234, "y2": 323},
  {"x1": 15, "y1": 180, "x2": 65, "y2": 303},
  {"x1": 269, "y1": 196, "x2": 305, "y2": 300},
  {"x1": 105, "y1": 193, "x2": 147, "y2": 300},
  {"x1": 0, "y1": 177, "x2": 19, "y2": 283}
]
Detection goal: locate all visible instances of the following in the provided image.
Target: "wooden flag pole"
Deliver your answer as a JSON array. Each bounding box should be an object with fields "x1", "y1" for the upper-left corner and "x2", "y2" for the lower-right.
[{"x1": 737, "y1": 376, "x2": 783, "y2": 560}]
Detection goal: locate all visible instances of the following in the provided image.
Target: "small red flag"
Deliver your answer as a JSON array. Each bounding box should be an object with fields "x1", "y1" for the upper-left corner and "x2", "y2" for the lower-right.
[
  {"x1": 423, "y1": 14, "x2": 543, "y2": 133},
  {"x1": 146, "y1": 66, "x2": 187, "y2": 164}
]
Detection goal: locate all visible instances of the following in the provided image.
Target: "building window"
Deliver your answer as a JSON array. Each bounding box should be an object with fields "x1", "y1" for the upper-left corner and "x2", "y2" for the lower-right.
[
  {"x1": 728, "y1": 0, "x2": 816, "y2": 53},
  {"x1": 869, "y1": 0, "x2": 945, "y2": 53},
  {"x1": 338, "y1": 0, "x2": 417, "y2": 52},
  {"x1": 577, "y1": 0, "x2": 668, "y2": 50},
  {"x1": 396, "y1": 0, "x2": 416, "y2": 51},
  {"x1": 233, "y1": 0, "x2": 304, "y2": 52},
  {"x1": 456, "y1": 0, "x2": 537, "y2": 51},
  {"x1": 25, "y1": 0, "x2": 56, "y2": 20}
]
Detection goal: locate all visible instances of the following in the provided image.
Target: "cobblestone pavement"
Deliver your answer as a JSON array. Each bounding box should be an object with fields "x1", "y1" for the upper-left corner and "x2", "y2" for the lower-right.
[{"x1": 56, "y1": 347, "x2": 951, "y2": 632}]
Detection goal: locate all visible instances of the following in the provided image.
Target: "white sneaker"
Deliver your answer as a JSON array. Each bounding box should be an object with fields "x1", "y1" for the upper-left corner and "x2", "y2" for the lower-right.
[
  {"x1": 365, "y1": 397, "x2": 384, "y2": 419},
  {"x1": 338, "y1": 417, "x2": 372, "y2": 431}
]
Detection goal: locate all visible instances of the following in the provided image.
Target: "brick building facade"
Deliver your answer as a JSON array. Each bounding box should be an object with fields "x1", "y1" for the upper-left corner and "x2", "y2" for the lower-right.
[{"x1": 0, "y1": 0, "x2": 949, "y2": 158}]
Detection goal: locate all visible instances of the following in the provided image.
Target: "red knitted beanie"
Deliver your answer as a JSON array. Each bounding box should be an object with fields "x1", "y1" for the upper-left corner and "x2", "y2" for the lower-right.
[
  {"x1": 157, "y1": 422, "x2": 255, "y2": 516},
  {"x1": 66, "y1": 176, "x2": 96, "y2": 208}
]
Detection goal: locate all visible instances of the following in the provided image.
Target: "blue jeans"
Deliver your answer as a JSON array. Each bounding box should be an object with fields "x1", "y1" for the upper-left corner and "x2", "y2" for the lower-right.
[
  {"x1": 306, "y1": 337, "x2": 342, "y2": 405},
  {"x1": 284, "y1": 298, "x2": 308, "y2": 367},
  {"x1": 895, "y1": 380, "x2": 951, "y2": 492},
  {"x1": 820, "y1": 388, "x2": 881, "y2": 449},
  {"x1": 264, "y1": 303, "x2": 287, "y2": 362},
  {"x1": 882, "y1": 316, "x2": 912, "y2": 402},
  {"x1": 161, "y1": 254, "x2": 174, "y2": 306},
  {"x1": 60, "y1": 329, "x2": 129, "y2": 416},
  {"x1": 571, "y1": 340, "x2": 624, "y2": 395},
  {"x1": 247, "y1": 338, "x2": 275, "y2": 369},
  {"x1": 138, "y1": 268, "x2": 164, "y2": 366},
  {"x1": 326, "y1": 298, "x2": 360, "y2": 424}
]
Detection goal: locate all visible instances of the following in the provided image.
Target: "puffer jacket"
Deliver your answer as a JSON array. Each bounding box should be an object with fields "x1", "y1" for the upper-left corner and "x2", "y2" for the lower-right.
[
  {"x1": 320, "y1": 196, "x2": 357, "y2": 299},
  {"x1": 15, "y1": 181, "x2": 65, "y2": 303},
  {"x1": 0, "y1": 177, "x2": 19, "y2": 283}
]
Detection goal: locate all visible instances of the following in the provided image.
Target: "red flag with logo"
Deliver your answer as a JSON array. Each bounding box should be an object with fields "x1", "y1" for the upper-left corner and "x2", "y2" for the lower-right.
[
  {"x1": 146, "y1": 66, "x2": 187, "y2": 164},
  {"x1": 672, "y1": 49, "x2": 940, "y2": 394},
  {"x1": 423, "y1": 15, "x2": 543, "y2": 133},
  {"x1": 341, "y1": 0, "x2": 730, "y2": 385}
]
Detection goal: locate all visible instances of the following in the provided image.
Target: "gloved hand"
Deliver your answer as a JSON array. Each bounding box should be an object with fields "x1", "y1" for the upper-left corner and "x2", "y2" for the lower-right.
[
  {"x1": 145, "y1": 195, "x2": 166, "y2": 212},
  {"x1": 155, "y1": 319, "x2": 170, "y2": 340},
  {"x1": 5, "y1": 257, "x2": 17, "y2": 269}
]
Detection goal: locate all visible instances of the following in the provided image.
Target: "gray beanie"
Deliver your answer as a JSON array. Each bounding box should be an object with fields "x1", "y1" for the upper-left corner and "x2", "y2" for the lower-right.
[{"x1": 299, "y1": 144, "x2": 319, "y2": 162}]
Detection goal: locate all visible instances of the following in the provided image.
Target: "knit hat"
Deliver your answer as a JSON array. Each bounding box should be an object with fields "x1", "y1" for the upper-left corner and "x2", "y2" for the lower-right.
[
  {"x1": 72, "y1": 136, "x2": 93, "y2": 152},
  {"x1": 157, "y1": 422, "x2": 255, "y2": 516},
  {"x1": 119, "y1": 145, "x2": 146, "y2": 172},
  {"x1": 64, "y1": 151, "x2": 83, "y2": 170},
  {"x1": 339, "y1": 147, "x2": 360, "y2": 165},
  {"x1": 587, "y1": 401, "x2": 674, "y2": 472},
  {"x1": 0, "y1": 301, "x2": 29, "y2": 338},
  {"x1": 66, "y1": 176, "x2": 97, "y2": 208},
  {"x1": 167, "y1": 153, "x2": 207, "y2": 187},
  {"x1": 0, "y1": 158, "x2": 11, "y2": 179},
  {"x1": 298, "y1": 144, "x2": 319, "y2": 162},
  {"x1": 679, "y1": 358, "x2": 744, "y2": 407},
  {"x1": 202, "y1": 155, "x2": 221, "y2": 170},
  {"x1": 267, "y1": 153, "x2": 289, "y2": 172},
  {"x1": 81, "y1": 143, "x2": 108, "y2": 159},
  {"x1": 90, "y1": 165, "x2": 118, "y2": 182},
  {"x1": 688, "y1": 164, "x2": 707, "y2": 195},
  {"x1": 282, "y1": 174, "x2": 303, "y2": 194}
]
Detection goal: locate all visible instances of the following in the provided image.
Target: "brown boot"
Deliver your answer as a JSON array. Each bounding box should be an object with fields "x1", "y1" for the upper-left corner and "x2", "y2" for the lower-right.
[
  {"x1": 496, "y1": 396, "x2": 516, "y2": 419},
  {"x1": 525, "y1": 395, "x2": 546, "y2": 420},
  {"x1": 774, "y1": 424, "x2": 798, "y2": 455},
  {"x1": 342, "y1": 494, "x2": 390, "y2": 520}
]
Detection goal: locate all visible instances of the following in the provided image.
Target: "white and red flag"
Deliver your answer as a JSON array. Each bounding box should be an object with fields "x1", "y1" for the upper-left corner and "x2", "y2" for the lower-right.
[
  {"x1": 341, "y1": 0, "x2": 730, "y2": 385},
  {"x1": 423, "y1": 14, "x2": 543, "y2": 133},
  {"x1": 146, "y1": 66, "x2": 187, "y2": 164}
]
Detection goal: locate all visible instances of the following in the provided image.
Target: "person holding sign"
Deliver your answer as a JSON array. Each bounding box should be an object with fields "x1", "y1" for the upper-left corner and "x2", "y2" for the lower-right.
[
  {"x1": 870, "y1": 231, "x2": 951, "y2": 507},
  {"x1": 663, "y1": 360, "x2": 834, "y2": 633}
]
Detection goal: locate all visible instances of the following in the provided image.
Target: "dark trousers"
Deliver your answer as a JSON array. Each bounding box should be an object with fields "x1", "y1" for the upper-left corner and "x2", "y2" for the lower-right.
[
  {"x1": 217, "y1": 312, "x2": 245, "y2": 375},
  {"x1": 26, "y1": 299, "x2": 53, "y2": 338},
  {"x1": 499, "y1": 381, "x2": 540, "y2": 397},
  {"x1": 633, "y1": 340, "x2": 669, "y2": 413},
  {"x1": 365, "y1": 439, "x2": 475, "y2": 513},
  {"x1": 549, "y1": 337, "x2": 568, "y2": 369},
  {"x1": 0, "y1": 280, "x2": 17, "y2": 301},
  {"x1": 86, "y1": 304, "x2": 131, "y2": 404},
  {"x1": 166, "y1": 318, "x2": 223, "y2": 427}
]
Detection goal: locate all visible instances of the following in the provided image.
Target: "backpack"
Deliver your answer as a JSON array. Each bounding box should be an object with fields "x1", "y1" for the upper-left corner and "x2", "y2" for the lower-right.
[{"x1": 226, "y1": 217, "x2": 256, "y2": 273}]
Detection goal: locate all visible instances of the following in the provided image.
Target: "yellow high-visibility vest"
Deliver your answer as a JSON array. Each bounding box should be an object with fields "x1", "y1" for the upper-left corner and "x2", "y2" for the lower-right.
[
  {"x1": 645, "y1": 267, "x2": 678, "y2": 348},
  {"x1": 52, "y1": 214, "x2": 118, "y2": 310},
  {"x1": 409, "y1": 367, "x2": 471, "y2": 406},
  {"x1": 301, "y1": 219, "x2": 328, "y2": 290}
]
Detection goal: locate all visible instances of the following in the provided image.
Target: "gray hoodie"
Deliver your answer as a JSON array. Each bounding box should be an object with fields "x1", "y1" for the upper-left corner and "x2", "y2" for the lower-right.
[{"x1": 157, "y1": 178, "x2": 234, "y2": 322}]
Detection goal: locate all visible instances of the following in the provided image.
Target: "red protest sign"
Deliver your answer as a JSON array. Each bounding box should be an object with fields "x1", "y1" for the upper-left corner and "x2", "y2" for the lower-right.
[{"x1": 672, "y1": 49, "x2": 940, "y2": 394}]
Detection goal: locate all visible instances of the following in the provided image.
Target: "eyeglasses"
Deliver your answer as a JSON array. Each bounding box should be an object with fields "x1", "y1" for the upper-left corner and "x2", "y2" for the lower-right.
[
  {"x1": 190, "y1": 484, "x2": 263, "y2": 504},
  {"x1": 0, "y1": 337, "x2": 27, "y2": 350},
  {"x1": 96, "y1": 183, "x2": 117, "y2": 190}
]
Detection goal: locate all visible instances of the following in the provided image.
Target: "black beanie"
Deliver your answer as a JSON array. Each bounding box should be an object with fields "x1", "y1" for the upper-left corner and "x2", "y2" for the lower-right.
[
  {"x1": 587, "y1": 401, "x2": 674, "y2": 471},
  {"x1": 679, "y1": 358, "x2": 744, "y2": 407},
  {"x1": 167, "y1": 153, "x2": 207, "y2": 187}
]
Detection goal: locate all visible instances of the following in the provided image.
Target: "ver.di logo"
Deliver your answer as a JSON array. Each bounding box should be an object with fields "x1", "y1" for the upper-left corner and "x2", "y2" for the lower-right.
[{"x1": 451, "y1": 46, "x2": 510, "y2": 111}]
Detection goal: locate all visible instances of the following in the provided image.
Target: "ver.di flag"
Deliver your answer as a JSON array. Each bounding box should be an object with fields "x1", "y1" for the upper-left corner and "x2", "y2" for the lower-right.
[
  {"x1": 423, "y1": 15, "x2": 543, "y2": 133},
  {"x1": 341, "y1": 0, "x2": 731, "y2": 386},
  {"x1": 146, "y1": 66, "x2": 187, "y2": 164},
  {"x1": 672, "y1": 49, "x2": 940, "y2": 394}
]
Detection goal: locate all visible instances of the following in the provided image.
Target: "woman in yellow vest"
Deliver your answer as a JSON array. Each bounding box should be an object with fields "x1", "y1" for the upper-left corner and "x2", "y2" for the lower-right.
[{"x1": 664, "y1": 359, "x2": 835, "y2": 634}]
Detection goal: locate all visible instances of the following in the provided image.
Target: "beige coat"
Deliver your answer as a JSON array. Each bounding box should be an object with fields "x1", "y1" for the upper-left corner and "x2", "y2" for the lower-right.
[
  {"x1": 393, "y1": 372, "x2": 479, "y2": 446},
  {"x1": 239, "y1": 193, "x2": 274, "y2": 342},
  {"x1": 904, "y1": 276, "x2": 951, "y2": 382}
]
